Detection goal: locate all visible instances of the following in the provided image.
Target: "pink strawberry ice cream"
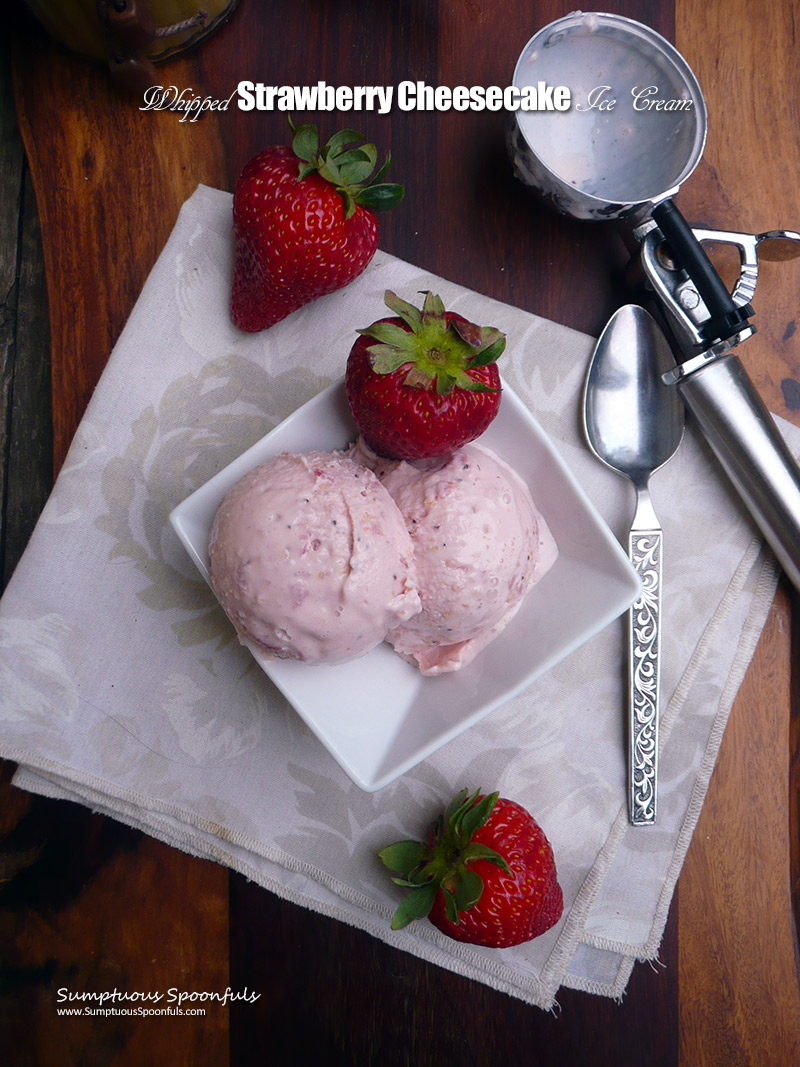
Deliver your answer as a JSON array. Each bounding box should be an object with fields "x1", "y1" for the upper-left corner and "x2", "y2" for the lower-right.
[
  {"x1": 208, "y1": 450, "x2": 421, "y2": 664},
  {"x1": 353, "y1": 438, "x2": 558, "y2": 676}
]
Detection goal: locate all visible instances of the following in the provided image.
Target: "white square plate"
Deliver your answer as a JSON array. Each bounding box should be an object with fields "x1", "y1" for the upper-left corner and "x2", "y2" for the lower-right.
[{"x1": 169, "y1": 377, "x2": 640, "y2": 791}]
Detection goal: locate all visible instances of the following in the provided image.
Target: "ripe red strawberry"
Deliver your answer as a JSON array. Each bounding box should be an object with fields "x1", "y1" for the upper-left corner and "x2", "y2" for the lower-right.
[
  {"x1": 378, "y1": 788, "x2": 562, "y2": 948},
  {"x1": 231, "y1": 122, "x2": 403, "y2": 332},
  {"x1": 345, "y1": 290, "x2": 505, "y2": 460}
]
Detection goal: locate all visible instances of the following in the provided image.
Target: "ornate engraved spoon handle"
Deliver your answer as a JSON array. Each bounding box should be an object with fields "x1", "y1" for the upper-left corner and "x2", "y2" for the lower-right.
[{"x1": 628, "y1": 522, "x2": 662, "y2": 825}]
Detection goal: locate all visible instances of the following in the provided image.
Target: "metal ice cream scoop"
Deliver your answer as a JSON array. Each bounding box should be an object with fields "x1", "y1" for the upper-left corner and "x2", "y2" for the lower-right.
[
  {"x1": 509, "y1": 11, "x2": 800, "y2": 593},
  {"x1": 583, "y1": 305, "x2": 685, "y2": 825}
]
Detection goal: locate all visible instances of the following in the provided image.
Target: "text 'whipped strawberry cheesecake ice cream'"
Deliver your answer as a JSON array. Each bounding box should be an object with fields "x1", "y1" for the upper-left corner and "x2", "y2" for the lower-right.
[{"x1": 208, "y1": 450, "x2": 421, "y2": 664}]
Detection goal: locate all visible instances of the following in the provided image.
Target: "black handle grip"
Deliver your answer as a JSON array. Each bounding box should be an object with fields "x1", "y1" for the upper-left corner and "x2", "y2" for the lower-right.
[{"x1": 651, "y1": 199, "x2": 753, "y2": 343}]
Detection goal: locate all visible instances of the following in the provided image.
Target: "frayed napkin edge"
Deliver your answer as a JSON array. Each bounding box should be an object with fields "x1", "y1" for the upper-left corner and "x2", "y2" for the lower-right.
[
  {"x1": 10, "y1": 761, "x2": 562, "y2": 1011},
  {"x1": 561, "y1": 541, "x2": 780, "y2": 975}
]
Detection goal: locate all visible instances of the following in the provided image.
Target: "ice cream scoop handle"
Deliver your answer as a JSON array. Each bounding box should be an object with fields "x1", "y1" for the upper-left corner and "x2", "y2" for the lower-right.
[
  {"x1": 628, "y1": 525, "x2": 662, "y2": 826},
  {"x1": 676, "y1": 355, "x2": 800, "y2": 592}
]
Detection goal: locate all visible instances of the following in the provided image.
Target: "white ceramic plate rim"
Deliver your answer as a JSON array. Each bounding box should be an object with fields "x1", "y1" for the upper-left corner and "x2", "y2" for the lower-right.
[{"x1": 169, "y1": 377, "x2": 640, "y2": 791}]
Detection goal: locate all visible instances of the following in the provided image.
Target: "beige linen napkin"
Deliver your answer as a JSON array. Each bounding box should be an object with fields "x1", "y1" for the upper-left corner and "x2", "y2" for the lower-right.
[{"x1": 1, "y1": 186, "x2": 793, "y2": 1008}]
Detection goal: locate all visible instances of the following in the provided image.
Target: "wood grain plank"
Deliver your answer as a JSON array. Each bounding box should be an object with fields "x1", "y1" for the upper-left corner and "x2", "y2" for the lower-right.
[
  {"x1": 230, "y1": 868, "x2": 679, "y2": 1066},
  {"x1": 0, "y1": 33, "x2": 27, "y2": 587},
  {"x1": 1, "y1": 804, "x2": 230, "y2": 1067},
  {"x1": 3, "y1": 16, "x2": 232, "y2": 1066},
  {"x1": 3, "y1": 163, "x2": 52, "y2": 586},
  {"x1": 675, "y1": 0, "x2": 800, "y2": 423},
  {"x1": 674, "y1": 0, "x2": 800, "y2": 1060},
  {"x1": 11, "y1": 19, "x2": 229, "y2": 472},
  {"x1": 679, "y1": 585, "x2": 800, "y2": 1065},
  {"x1": 0, "y1": 28, "x2": 39, "y2": 947},
  {"x1": 217, "y1": 0, "x2": 681, "y2": 1052}
]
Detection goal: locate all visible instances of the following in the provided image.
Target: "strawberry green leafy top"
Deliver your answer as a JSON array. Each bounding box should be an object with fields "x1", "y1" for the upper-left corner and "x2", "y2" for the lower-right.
[
  {"x1": 360, "y1": 290, "x2": 506, "y2": 395},
  {"x1": 378, "y1": 788, "x2": 511, "y2": 930},
  {"x1": 289, "y1": 119, "x2": 404, "y2": 219}
]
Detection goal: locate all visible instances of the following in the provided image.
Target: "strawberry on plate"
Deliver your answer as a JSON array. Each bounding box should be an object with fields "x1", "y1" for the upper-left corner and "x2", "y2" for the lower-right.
[
  {"x1": 231, "y1": 122, "x2": 403, "y2": 332},
  {"x1": 378, "y1": 788, "x2": 563, "y2": 948},
  {"x1": 345, "y1": 290, "x2": 505, "y2": 460}
]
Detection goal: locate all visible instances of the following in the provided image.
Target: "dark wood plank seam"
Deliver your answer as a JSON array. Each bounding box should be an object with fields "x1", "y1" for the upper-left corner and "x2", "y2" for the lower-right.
[
  {"x1": 4, "y1": 162, "x2": 52, "y2": 585},
  {"x1": 791, "y1": 583, "x2": 800, "y2": 980},
  {"x1": 0, "y1": 36, "x2": 24, "y2": 591}
]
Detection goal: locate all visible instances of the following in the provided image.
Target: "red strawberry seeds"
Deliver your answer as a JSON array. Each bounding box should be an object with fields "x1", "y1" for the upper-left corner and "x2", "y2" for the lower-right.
[
  {"x1": 378, "y1": 788, "x2": 563, "y2": 948},
  {"x1": 345, "y1": 291, "x2": 506, "y2": 460},
  {"x1": 231, "y1": 123, "x2": 403, "y2": 332}
]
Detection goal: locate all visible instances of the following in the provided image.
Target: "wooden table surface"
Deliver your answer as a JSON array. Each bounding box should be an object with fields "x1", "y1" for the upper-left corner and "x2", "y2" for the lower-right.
[{"x1": 2, "y1": 1, "x2": 799, "y2": 1063}]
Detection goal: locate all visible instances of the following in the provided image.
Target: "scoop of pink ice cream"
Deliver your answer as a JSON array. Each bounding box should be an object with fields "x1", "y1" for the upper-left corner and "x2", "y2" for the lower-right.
[
  {"x1": 353, "y1": 438, "x2": 557, "y2": 676},
  {"x1": 208, "y1": 450, "x2": 421, "y2": 665}
]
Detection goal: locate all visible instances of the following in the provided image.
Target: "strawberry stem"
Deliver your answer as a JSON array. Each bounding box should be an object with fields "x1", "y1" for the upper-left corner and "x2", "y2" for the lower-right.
[
  {"x1": 287, "y1": 117, "x2": 403, "y2": 218},
  {"x1": 377, "y1": 788, "x2": 511, "y2": 931},
  {"x1": 359, "y1": 291, "x2": 506, "y2": 394}
]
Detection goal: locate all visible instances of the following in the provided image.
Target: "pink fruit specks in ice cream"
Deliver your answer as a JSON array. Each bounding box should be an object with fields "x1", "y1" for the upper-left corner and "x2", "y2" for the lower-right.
[{"x1": 209, "y1": 450, "x2": 421, "y2": 664}]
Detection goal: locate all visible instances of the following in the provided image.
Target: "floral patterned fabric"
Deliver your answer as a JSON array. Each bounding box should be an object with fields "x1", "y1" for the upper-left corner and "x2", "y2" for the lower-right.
[{"x1": 0, "y1": 186, "x2": 793, "y2": 1008}]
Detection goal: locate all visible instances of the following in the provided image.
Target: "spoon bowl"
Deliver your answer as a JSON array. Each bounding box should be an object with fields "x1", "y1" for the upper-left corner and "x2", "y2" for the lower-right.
[
  {"x1": 583, "y1": 305, "x2": 685, "y2": 825},
  {"x1": 584, "y1": 307, "x2": 685, "y2": 487}
]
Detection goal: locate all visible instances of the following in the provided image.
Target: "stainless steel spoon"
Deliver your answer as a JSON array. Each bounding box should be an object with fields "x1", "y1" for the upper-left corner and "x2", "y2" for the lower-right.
[{"x1": 583, "y1": 305, "x2": 685, "y2": 825}]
